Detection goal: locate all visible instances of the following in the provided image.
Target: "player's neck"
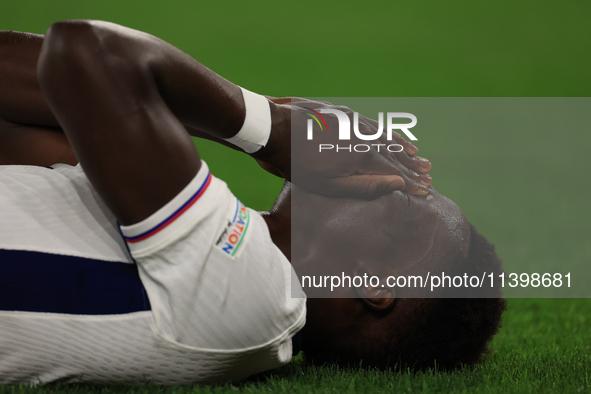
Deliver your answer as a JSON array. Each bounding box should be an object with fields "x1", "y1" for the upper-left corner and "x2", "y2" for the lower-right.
[{"x1": 261, "y1": 182, "x2": 291, "y2": 261}]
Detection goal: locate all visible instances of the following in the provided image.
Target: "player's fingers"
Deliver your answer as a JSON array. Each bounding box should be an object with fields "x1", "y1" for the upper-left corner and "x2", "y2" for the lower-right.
[
  {"x1": 321, "y1": 175, "x2": 407, "y2": 199},
  {"x1": 364, "y1": 120, "x2": 430, "y2": 175},
  {"x1": 363, "y1": 155, "x2": 430, "y2": 195},
  {"x1": 403, "y1": 168, "x2": 432, "y2": 188},
  {"x1": 400, "y1": 174, "x2": 430, "y2": 196},
  {"x1": 364, "y1": 116, "x2": 419, "y2": 156},
  {"x1": 388, "y1": 130, "x2": 419, "y2": 156},
  {"x1": 361, "y1": 151, "x2": 431, "y2": 188},
  {"x1": 392, "y1": 149, "x2": 432, "y2": 174}
]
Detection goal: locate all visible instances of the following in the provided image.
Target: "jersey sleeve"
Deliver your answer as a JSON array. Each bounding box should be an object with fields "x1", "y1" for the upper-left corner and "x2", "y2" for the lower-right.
[{"x1": 118, "y1": 161, "x2": 305, "y2": 364}]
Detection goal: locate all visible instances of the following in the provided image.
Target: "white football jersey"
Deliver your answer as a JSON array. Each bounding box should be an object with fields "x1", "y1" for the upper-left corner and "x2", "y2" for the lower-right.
[{"x1": 0, "y1": 162, "x2": 306, "y2": 385}]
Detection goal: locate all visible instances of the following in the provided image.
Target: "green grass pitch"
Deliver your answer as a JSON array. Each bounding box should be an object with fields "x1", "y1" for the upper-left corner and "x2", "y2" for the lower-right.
[
  {"x1": 1, "y1": 1, "x2": 590, "y2": 393},
  {"x1": 0, "y1": 299, "x2": 589, "y2": 394}
]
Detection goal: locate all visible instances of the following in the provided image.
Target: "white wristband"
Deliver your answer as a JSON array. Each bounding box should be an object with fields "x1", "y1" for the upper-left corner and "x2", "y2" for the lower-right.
[{"x1": 224, "y1": 87, "x2": 272, "y2": 153}]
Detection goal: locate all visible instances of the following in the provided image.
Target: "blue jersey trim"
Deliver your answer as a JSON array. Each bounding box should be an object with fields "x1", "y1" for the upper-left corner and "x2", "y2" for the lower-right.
[
  {"x1": 0, "y1": 249, "x2": 150, "y2": 315},
  {"x1": 123, "y1": 172, "x2": 212, "y2": 243}
]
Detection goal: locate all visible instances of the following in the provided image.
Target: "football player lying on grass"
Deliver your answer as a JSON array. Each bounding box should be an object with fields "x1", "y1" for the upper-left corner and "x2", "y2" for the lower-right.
[{"x1": 0, "y1": 21, "x2": 505, "y2": 385}]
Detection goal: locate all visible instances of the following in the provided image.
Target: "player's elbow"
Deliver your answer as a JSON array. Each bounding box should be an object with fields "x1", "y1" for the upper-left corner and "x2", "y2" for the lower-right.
[
  {"x1": 38, "y1": 20, "x2": 98, "y2": 80},
  {"x1": 38, "y1": 20, "x2": 142, "y2": 90},
  {"x1": 44, "y1": 20, "x2": 98, "y2": 49}
]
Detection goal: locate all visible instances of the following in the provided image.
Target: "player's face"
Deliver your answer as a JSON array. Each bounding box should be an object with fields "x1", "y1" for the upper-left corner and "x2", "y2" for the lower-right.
[
  {"x1": 351, "y1": 187, "x2": 471, "y2": 289},
  {"x1": 291, "y1": 186, "x2": 471, "y2": 297},
  {"x1": 291, "y1": 186, "x2": 472, "y2": 351}
]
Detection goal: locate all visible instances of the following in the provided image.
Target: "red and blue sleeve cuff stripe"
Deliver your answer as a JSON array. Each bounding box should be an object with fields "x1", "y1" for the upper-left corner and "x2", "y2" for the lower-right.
[{"x1": 124, "y1": 172, "x2": 212, "y2": 244}]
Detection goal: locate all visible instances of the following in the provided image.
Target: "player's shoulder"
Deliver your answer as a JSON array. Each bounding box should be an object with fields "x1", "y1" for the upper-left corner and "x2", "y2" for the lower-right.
[{"x1": 119, "y1": 161, "x2": 305, "y2": 351}]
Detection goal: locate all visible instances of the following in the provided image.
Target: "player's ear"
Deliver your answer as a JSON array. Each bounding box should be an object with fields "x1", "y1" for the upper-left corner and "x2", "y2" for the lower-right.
[
  {"x1": 358, "y1": 284, "x2": 396, "y2": 312},
  {"x1": 354, "y1": 263, "x2": 397, "y2": 313}
]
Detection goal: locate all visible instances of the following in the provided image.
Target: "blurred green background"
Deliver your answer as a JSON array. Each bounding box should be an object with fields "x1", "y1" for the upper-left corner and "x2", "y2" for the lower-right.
[{"x1": 2, "y1": 0, "x2": 590, "y2": 296}]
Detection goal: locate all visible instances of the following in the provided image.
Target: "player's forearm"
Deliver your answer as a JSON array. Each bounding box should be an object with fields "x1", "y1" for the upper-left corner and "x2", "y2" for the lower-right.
[
  {"x1": 0, "y1": 31, "x2": 60, "y2": 127},
  {"x1": 44, "y1": 22, "x2": 280, "y2": 140},
  {"x1": 134, "y1": 27, "x2": 291, "y2": 165},
  {"x1": 97, "y1": 24, "x2": 247, "y2": 141},
  {"x1": 0, "y1": 30, "x2": 249, "y2": 141},
  {"x1": 38, "y1": 21, "x2": 292, "y2": 175}
]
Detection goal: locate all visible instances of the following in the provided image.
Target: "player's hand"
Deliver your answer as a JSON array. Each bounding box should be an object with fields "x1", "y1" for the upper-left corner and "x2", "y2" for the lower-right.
[{"x1": 255, "y1": 97, "x2": 432, "y2": 199}]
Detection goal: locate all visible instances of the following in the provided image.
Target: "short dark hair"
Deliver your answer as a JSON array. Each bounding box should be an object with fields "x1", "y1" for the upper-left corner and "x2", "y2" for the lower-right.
[{"x1": 304, "y1": 224, "x2": 507, "y2": 370}]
